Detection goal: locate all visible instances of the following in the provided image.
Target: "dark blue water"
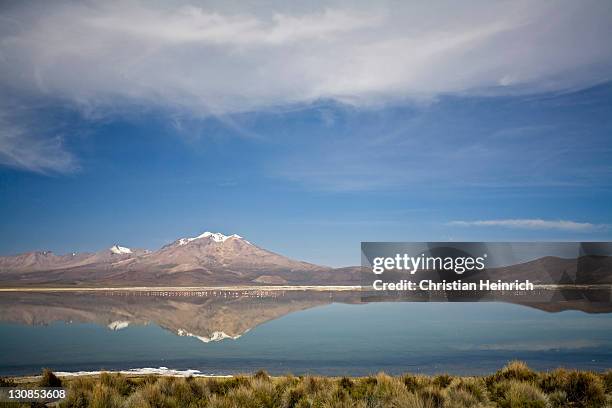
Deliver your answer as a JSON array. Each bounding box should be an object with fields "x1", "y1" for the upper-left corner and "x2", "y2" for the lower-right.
[{"x1": 1, "y1": 302, "x2": 612, "y2": 376}]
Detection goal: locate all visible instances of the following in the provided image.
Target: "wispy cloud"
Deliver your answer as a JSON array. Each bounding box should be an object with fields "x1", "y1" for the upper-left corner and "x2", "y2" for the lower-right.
[
  {"x1": 0, "y1": 112, "x2": 77, "y2": 174},
  {"x1": 449, "y1": 219, "x2": 607, "y2": 232}
]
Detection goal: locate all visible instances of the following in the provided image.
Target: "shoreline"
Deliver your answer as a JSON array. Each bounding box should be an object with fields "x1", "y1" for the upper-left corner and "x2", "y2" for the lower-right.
[
  {"x1": 8, "y1": 370, "x2": 234, "y2": 384},
  {"x1": 0, "y1": 285, "x2": 362, "y2": 293},
  {"x1": 0, "y1": 283, "x2": 609, "y2": 293},
  {"x1": 6, "y1": 361, "x2": 612, "y2": 381}
]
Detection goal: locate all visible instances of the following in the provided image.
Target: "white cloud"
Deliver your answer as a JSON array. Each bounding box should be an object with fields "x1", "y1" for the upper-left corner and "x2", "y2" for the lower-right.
[
  {"x1": 1, "y1": 0, "x2": 611, "y2": 116},
  {"x1": 85, "y1": 7, "x2": 379, "y2": 46},
  {"x1": 449, "y1": 219, "x2": 606, "y2": 232},
  {"x1": 0, "y1": 0, "x2": 611, "y2": 175}
]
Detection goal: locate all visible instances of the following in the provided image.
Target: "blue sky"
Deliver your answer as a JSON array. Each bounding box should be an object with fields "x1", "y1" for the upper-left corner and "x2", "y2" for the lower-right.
[{"x1": 0, "y1": 1, "x2": 611, "y2": 266}]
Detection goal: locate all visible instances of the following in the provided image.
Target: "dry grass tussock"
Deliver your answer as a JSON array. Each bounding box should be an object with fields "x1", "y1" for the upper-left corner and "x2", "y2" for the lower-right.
[{"x1": 2, "y1": 363, "x2": 611, "y2": 407}]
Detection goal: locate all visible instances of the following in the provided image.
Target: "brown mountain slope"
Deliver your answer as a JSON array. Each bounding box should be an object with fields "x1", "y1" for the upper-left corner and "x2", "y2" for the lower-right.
[{"x1": 0, "y1": 232, "x2": 361, "y2": 286}]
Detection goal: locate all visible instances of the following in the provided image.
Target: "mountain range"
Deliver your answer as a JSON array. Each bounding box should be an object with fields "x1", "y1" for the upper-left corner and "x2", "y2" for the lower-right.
[
  {"x1": 0, "y1": 231, "x2": 361, "y2": 286},
  {"x1": 1, "y1": 233, "x2": 611, "y2": 288}
]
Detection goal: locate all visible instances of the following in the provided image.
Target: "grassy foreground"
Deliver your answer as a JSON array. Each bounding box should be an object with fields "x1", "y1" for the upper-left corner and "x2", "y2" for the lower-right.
[{"x1": 2, "y1": 362, "x2": 612, "y2": 407}]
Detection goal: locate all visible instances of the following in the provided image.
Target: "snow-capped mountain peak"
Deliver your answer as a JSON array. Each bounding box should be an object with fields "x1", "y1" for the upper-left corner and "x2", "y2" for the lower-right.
[
  {"x1": 110, "y1": 245, "x2": 133, "y2": 254},
  {"x1": 177, "y1": 231, "x2": 246, "y2": 246},
  {"x1": 177, "y1": 328, "x2": 241, "y2": 343},
  {"x1": 197, "y1": 231, "x2": 243, "y2": 242},
  {"x1": 108, "y1": 320, "x2": 130, "y2": 330}
]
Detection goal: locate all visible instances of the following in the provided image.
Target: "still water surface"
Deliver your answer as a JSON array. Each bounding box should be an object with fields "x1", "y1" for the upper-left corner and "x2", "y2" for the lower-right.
[{"x1": 1, "y1": 293, "x2": 611, "y2": 376}]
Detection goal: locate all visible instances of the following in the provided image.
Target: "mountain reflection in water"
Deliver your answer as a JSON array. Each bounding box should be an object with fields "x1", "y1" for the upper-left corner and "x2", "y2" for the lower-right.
[
  {"x1": 1, "y1": 289, "x2": 612, "y2": 376},
  {"x1": 1, "y1": 288, "x2": 612, "y2": 342},
  {"x1": 0, "y1": 290, "x2": 360, "y2": 342}
]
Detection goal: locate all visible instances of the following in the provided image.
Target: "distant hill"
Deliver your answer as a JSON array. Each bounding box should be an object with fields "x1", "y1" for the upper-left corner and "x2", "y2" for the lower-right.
[
  {"x1": 2, "y1": 235, "x2": 610, "y2": 287},
  {"x1": 0, "y1": 231, "x2": 361, "y2": 286},
  {"x1": 469, "y1": 255, "x2": 612, "y2": 285}
]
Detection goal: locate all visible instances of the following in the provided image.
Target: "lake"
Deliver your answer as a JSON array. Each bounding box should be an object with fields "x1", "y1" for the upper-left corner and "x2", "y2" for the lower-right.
[{"x1": 1, "y1": 290, "x2": 611, "y2": 376}]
